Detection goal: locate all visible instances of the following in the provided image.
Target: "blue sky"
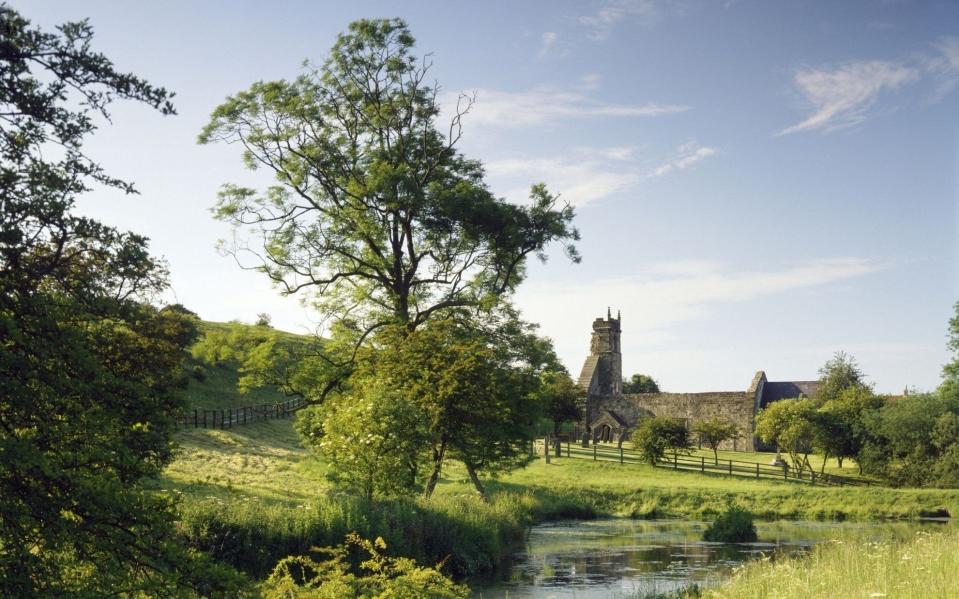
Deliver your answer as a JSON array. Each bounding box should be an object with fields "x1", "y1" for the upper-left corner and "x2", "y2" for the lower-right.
[{"x1": 23, "y1": 1, "x2": 958, "y2": 392}]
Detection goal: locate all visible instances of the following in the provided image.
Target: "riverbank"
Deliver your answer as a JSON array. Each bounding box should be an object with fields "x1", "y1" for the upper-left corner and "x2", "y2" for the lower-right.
[
  {"x1": 159, "y1": 419, "x2": 958, "y2": 583},
  {"x1": 688, "y1": 524, "x2": 959, "y2": 599}
]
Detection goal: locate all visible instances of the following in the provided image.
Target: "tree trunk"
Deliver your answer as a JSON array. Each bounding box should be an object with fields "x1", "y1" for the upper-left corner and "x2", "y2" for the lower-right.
[
  {"x1": 712, "y1": 446, "x2": 719, "y2": 466},
  {"x1": 820, "y1": 452, "x2": 829, "y2": 476},
  {"x1": 837, "y1": 456, "x2": 844, "y2": 469},
  {"x1": 465, "y1": 462, "x2": 487, "y2": 500},
  {"x1": 423, "y1": 441, "x2": 446, "y2": 500}
]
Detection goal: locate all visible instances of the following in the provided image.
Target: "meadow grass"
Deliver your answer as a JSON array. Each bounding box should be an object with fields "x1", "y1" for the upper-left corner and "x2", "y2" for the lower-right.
[{"x1": 695, "y1": 526, "x2": 959, "y2": 599}]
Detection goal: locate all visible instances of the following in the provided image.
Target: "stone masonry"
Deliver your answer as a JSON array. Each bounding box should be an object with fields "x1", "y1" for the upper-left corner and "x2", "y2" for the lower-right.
[{"x1": 577, "y1": 311, "x2": 817, "y2": 451}]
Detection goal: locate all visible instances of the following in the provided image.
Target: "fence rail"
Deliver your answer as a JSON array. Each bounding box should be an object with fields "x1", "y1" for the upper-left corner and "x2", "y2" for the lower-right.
[
  {"x1": 175, "y1": 397, "x2": 308, "y2": 430},
  {"x1": 540, "y1": 436, "x2": 870, "y2": 487}
]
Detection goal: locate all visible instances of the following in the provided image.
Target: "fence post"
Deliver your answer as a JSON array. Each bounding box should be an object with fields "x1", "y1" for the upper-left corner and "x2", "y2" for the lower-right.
[
  {"x1": 220, "y1": 409, "x2": 224, "y2": 429},
  {"x1": 701, "y1": 456, "x2": 705, "y2": 473},
  {"x1": 811, "y1": 472, "x2": 815, "y2": 486},
  {"x1": 228, "y1": 408, "x2": 233, "y2": 428},
  {"x1": 566, "y1": 439, "x2": 570, "y2": 458},
  {"x1": 673, "y1": 450, "x2": 678, "y2": 470},
  {"x1": 728, "y1": 460, "x2": 733, "y2": 476},
  {"x1": 756, "y1": 463, "x2": 760, "y2": 479},
  {"x1": 593, "y1": 444, "x2": 597, "y2": 461},
  {"x1": 783, "y1": 463, "x2": 788, "y2": 480},
  {"x1": 544, "y1": 435, "x2": 551, "y2": 464},
  {"x1": 619, "y1": 445, "x2": 624, "y2": 465},
  {"x1": 194, "y1": 409, "x2": 198, "y2": 428}
]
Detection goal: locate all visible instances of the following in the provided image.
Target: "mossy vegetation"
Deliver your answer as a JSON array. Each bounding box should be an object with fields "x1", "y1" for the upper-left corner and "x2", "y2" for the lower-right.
[{"x1": 702, "y1": 504, "x2": 758, "y2": 542}]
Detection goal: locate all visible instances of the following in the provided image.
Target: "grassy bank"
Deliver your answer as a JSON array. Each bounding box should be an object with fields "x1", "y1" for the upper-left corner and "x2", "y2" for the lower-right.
[
  {"x1": 158, "y1": 418, "x2": 959, "y2": 583},
  {"x1": 692, "y1": 526, "x2": 959, "y2": 598}
]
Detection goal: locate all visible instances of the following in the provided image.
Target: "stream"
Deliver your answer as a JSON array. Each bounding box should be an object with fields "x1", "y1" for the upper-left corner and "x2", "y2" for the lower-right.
[{"x1": 470, "y1": 517, "x2": 948, "y2": 598}]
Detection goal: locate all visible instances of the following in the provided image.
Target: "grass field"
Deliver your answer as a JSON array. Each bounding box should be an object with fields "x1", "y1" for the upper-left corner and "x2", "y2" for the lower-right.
[{"x1": 163, "y1": 418, "x2": 958, "y2": 522}]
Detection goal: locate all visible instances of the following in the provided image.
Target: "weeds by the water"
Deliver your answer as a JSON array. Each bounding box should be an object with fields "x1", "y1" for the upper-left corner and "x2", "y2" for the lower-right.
[{"x1": 698, "y1": 527, "x2": 959, "y2": 598}]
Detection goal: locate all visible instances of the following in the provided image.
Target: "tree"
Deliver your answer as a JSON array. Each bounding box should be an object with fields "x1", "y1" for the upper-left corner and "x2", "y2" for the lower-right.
[
  {"x1": 0, "y1": 7, "x2": 240, "y2": 595},
  {"x1": 298, "y1": 377, "x2": 427, "y2": 500},
  {"x1": 623, "y1": 373, "x2": 660, "y2": 394},
  {"x1": 630, "y1": 417, "x2": 691, "y2": 465},
  {"x1": 255, "y1": 312, "x2": 273, "y2": 327},
  {"x1": 818, "y1": 385, "x2": 884, "y2": 471},
  {"x1": 815, "y1": 351, "x2": 867, "y2": 404},
  {"x1": 198, "y1": 18, "x2": 579, "y2": 393},
  {"x1": 755, "y1": 399, "x2": 817, "y2": 473},
  {"x1": 692, "y1": 418, "x2": 740, "y2": 465},
  {"x1": 540, "y1": 370, "x2": 584, "y2": 435}
]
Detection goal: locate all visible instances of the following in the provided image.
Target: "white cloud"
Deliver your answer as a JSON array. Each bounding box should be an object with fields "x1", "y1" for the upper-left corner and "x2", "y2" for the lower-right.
[
  {"x1": 486, "y1": 154, "x2": 641, "y2": 207},
  {"x1": 579, "y1": 0, "x2": 659, "y2": 41},
  {"x1": 648, "y1": 141, "x2": 717, "y2": 178},
  {"x1": 452, "y1": 87, "x2": 689, "y2": 129},
  {"x1": 779, "y1": 61, "x2": 919, "y2": 135},
  {"x1": 926, "y1": 36, "x2": 959, "y2": 100},
  {"x1": 780, "y1": 37, "x2": 959, "y2": 135},
  {"x1": 538, "y1": 31, "x2": 559, "y2": 58},
  {"x1": 516, "y1": 257, "x2": 888, "y2": 382},
  {"x1": 484, "y1": 141, "x2": 716, "y2": 207}
]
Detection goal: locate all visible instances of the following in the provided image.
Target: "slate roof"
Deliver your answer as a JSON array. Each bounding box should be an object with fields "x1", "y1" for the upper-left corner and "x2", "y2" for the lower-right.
[{"x1": 759, "y1": 381, "x2": 820, "y2": 408}]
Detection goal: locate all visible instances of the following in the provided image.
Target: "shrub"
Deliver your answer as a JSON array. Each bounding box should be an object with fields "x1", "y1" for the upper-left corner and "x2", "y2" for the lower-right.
[
  {"x1": 191, "y1": 364, "x2": 207, "y2": 381},
  {"x1": 703, "y1": 505, "x2": 758, "y2": 543},
  {"x1": 263, "y1": 533, "x2": 468, "y2": 598}
]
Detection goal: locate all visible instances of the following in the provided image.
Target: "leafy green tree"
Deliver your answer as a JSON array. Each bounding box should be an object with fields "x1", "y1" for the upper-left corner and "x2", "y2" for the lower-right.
[
  {"x1": 540, "y1": 370, "x2": 584, "y2": 434},
  {"x1": 0, "y1": 7, "x2": 240, "y2": 595},
  {"x1": 623, "y1": 373, "x2": 660, "y2": 394},
  {"x1": 755, "y1": 399, "x2": 817, "y2": 473},
  {"x1": 198, "y1": 18, "x2": 579, "y2": 393},
  {"x1": 630, "y1": 417, "x2": 692, "y2": 465},
  {"x1": 815, "y1": 351, "x2": 867, "y2": 404},
  {"x1": 819, "y1": 385, "x2": 884, "y2": 472},
  {"x1": 692, "y1": 417, "x2": 740, "y2": 465},
  {"x1": 299, "y1": 378, "x2": 427, "y2": 500}
]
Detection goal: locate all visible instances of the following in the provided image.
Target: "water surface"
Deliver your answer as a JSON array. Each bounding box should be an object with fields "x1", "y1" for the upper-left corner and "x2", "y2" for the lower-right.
[{"x1": 471, "y1": 518, "x2": 945, "y2": 599}]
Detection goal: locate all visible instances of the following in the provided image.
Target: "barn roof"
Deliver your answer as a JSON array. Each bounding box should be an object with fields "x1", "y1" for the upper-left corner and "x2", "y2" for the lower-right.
[{"x1": 759, "y1": 381, "x2": 820, "y2": 408}]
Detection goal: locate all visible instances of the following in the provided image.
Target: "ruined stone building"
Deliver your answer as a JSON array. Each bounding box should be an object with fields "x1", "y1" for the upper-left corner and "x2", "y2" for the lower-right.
[{"x1": 577, "y1": 311, "x2": 819, "y2": 451}]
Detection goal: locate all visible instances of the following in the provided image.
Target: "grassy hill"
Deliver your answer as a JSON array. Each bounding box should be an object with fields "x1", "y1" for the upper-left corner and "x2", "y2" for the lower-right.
[{"x1": 179, "y1": 321, "x2": 306, "y2": 411}]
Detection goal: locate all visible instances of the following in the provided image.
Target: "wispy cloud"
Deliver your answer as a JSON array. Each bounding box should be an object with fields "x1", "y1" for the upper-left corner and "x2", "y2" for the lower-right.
[
  {"x1": 454, "y1": 87, "x2": 689, "y2": 129},
  {"x1": 779, "y1": 61, "x2": 918, "y2": 135},
  {"x1": 537, "y1": 31, "x2": 559, "y2": 59},
  {"x1": 779, "y1": 36, "x2": 959, "y2": 135},
  {"x1": 649, "y1": 142, "x2": 717, "y2": 178},
  {"x1": 578, "y1": 0, "x2": 659, "y2": 41},
  {"x1": 484, "y1": 141, "x2": 716, "y2": 207},
  {"x1": 518, "y1": 257, "x2": 887, "y2": 356},
  {"x1": 485, "y1": 152, "x2": 641, "y2": 207}
]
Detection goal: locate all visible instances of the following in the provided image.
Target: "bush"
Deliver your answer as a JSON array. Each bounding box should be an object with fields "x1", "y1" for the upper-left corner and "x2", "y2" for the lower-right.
[
  {"x1": 703, "y1": 505, "x2": 758, "y2": 543},
  {"x1": 191, "y1": 364, "x2": 207, "y2": 381},
  {"x1": 262, "y1": 533, "x2": 469, "y2": 598}
]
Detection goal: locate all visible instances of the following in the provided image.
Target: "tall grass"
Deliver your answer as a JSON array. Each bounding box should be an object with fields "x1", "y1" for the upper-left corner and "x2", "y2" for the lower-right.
[
  {"x1": 176, "y1": 489, "x2": 585, "y2": 579},
  {"x1": 698, "y1": 526, "x2": 959, "y2": 598}
]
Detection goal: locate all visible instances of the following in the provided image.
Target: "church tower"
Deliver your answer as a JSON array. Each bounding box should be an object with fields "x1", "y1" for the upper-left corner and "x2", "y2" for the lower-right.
[{"x1": 577, "y1": 309, "x2": 623, "y2": 396}]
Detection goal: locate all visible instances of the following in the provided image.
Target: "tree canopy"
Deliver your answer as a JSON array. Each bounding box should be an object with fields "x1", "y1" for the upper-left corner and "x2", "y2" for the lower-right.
[
  {"x1": 199, "y1": 18, "x2": 579, "y2": 359},
  {"x1": 0, "y1": 7, "x2": 238, "y2": 595},
  {"x1": 623, "y1": 373, "x2": 660, "y2": 394}
]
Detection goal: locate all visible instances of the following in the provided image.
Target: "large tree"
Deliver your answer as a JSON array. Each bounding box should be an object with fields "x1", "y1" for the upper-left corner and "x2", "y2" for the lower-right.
[
  {"x1": 540, "y1": 370, "x2": 584, "y2": 435},
  {"x1": 0, "y1": 8, "x2": 238, "y2": 595},
  {"x1": 198, "y1": 18, "x2": 578, "y2": 389}
]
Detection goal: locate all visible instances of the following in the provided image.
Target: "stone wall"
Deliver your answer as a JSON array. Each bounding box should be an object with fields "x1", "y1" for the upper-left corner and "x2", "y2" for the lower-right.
[{"x1": 589, "y1": 391, "x2": 760, "y2": 451}]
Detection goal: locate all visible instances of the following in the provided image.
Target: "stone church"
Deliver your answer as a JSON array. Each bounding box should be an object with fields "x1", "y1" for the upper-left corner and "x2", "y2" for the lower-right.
[{"x1": 577, "y1": 311, "x2": 818, "y2": 451}]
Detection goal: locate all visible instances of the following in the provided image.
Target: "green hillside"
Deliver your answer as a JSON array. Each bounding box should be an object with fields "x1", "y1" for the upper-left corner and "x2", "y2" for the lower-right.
[{"x1": 179, "y1": 321, "x2": 308, "y2": 411}]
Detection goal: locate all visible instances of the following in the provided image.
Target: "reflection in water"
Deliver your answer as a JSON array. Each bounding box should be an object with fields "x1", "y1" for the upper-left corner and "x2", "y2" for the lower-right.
[{"x1": 470, "y1": 518, "x2": 947, "y2": 599}]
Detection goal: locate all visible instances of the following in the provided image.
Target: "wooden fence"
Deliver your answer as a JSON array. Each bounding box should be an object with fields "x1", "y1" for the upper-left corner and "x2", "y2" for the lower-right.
[
  {"x1": 175, "y1": 397, "x2": 308, "y2": 430},
  {"x1": 540, "y1": 436, "x2": 870, "y2": 487}
]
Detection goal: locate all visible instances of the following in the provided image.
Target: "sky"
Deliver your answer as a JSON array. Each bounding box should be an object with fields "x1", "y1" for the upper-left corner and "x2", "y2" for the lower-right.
[{"x1": 22, "y1": 0, "x2": 959, "y2": 393}]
